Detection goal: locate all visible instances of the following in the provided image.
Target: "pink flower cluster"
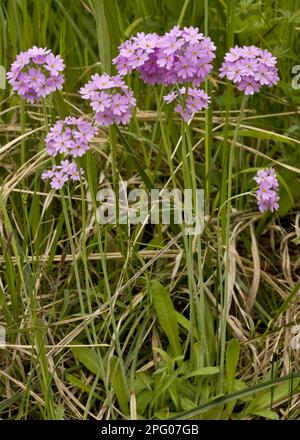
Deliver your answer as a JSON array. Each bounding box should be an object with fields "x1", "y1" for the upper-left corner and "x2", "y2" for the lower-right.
[
  {"x1": 79, "y1": 73, "x2": 136, "y2": 126},
  {"x1": 164, "y1": 87, "x2": 210, "y2": 121},
  {"x1": 42, "y1": 116, "x2": 97, "y2": 189},
  {"x1": 7, "y1": 46, "x2": 65, "y2": 102},
  {"x1": 45, "y1": 116, "x2": 97, "y2": 158},
  {"x1": 253, "y1": 168, "x2": 279, "y2": 213},
  {"x1": 42, "y1": 159, "x2": 83, "y2": 190},
  {"x1": 113, "y1": 26, "x2": 216, "y2": 87},
  {"x1": 219, "y1": 45, "x2": 279, "y2": 94}
]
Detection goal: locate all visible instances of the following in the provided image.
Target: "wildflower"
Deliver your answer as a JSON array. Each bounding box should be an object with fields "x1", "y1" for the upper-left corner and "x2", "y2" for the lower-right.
[
  {"x1": 44, "y1": 53, "x2": 65, "y2": 76},
  {"x1": 80, "y1": 73, "x2": 136, "y2": 126},
  {"x1": 164, "y1": 87, "x2": 210, "y2": 121},
  {"x1": 219, "y1": 45, "x2": 279, "y2": 95},
  {"x1": 42, "y1": 160, "x2": 83, "y2": 189},
  {"x1": 7, "y1": 46, "x2": 65, "y2": 102},
  {"x1": 90, "y1": 91, "x2": 111, "y2": 113},
  {"x1": 45, "y1": 116, "x2": 97, "y2": 158},
  {"x1": 253, "y1": 168, "x2": 279, "y2": 213},
  {"x1": 113, "y1": 26, "x2": 216, "y2": 87},
  {"x1": 163, "y1": 91, "x2": 178, "y2": 104},
  {"x1": 182, "y1": 26, "x2": 203, "y2": 44}
]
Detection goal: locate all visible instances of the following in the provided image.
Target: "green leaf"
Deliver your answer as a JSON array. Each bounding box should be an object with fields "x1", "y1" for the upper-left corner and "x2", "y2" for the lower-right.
[
  {"x1": 124, "y1": 17, "x2": 143, "y2": 38},
  {"x1": 54, "y1": 0, "x2": 96, "y2": 58},
  {"x1": 225, "y1": 338, "x2": 240, "y2": 392},
  {"x1": 184, "y1": 367, "x2": 220, "y2": 378},
  {"x1": 225, "y1": 338, "x2": 240, "y2": 416},
  {"x1": 227, "y1": 128, "x2": 297, "y2": 146},
  {"x1": 251, "y1": 409, "x2": 279, "y2": 420},
  {"x1": 93, "y1": 0, "x2": 111, "y2": 73},
  {"x1": 110, "y1": 356, "x2": 129, "y2": 415},
  {"x1": 71, "y1": 345, "x2": 103, "y2": 379},
  {"x1": 137, "y1": 389, "x2": 154, "y2": 414},
  {"x1": 277, "y1": 171, "x2": 295, "y2": 216},
  {"x1": 175, "y1": 311, "x2": 200, "y2": 340},
  {"x1": 150, "y1": 280, "x2": 182, "y2": 359},
  {"x1": 171, "y1": 373, "x2": 300, "y2": 420},
  {"x1": 53, "y1": 91, "x2": 70, "y2": 119},
  {"x1": 0, "y1": 392, "x2": 22, "y2": 413},
  {"x1": 180, "y1": 397, "x2": 198, "y2": 411},
  {"x1": 115, "y1": 126, "x2": 154, "y2": 191},
  {"x1": 66, "y1": 374, "x2": 102, "y2": 400},
  {"x1": 152, "y1": 371, "x2": 178, "y2": 405},
  {"x1": 242, "y1": 379, "x2": 300, "y2": 417}
]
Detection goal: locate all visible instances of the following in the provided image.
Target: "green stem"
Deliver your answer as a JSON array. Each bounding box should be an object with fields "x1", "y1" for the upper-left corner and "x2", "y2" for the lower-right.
[
  {"x1": 177, "y1": 0, "x2": 190, "y2": 26},
  {"x1": 20, "y1": 99, "x2": 26, "y2": 165},
  {"x1": 186, "y1": 124, "x2": 208, "y2": 366},
  {"x1": 219, "y1": 94, "x2": 248, "y2": 393},
  {"x1": 220, "y1": 0, "x2": 235, "y2": 245},
  {"x1": 181, "y1": 121, "x2": 199, "y2": 357},
  {"x1": 204, "y1": 0, "x2": 212, "y2": 215},
  {"x1": 42, "y1": 97, "x2": 49, "y2": 134}
]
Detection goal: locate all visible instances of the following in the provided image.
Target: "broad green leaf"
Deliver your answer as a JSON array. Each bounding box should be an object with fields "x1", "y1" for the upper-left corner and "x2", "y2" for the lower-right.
[
  {"x1": 175, "y1": 311, "x2": 200, "y2": 340},
  {"x1": 135, "y1": 371, "x2": 152, "y2": 394},
  {"x1": 54, "y1": 0, "x2": 95, "y2": 58},
  {"x1": 55, "y1": 402, "x2": 65, "y2": 420},
  {"x1": 66, "y1": 374, "x2": 102, "y2": 400},
  {"x1": 137, "y1": 389, "x2": 154, "y2": 414},
  {"x1": 171, "y1": 373, "x2": 300, "y2": 420},
  {"x1": 93, "y1": 0, "x2": 111, "y2": 73},
  {"x1": 225, "y1": 338, "x2": 240, "y2": 416},
  {"x1": 71, "y1": 345, "x2": 103, "y2": 379},
  {"x1": 104, "y1": 0, "x2": 123, "y2": 58},
  {"x1": 251, "y1": 409, "x2": 279, "y2": 420},
  {"x1": 180, "y1": 397, "x2": 198, "y2": 411},
  {"x1": 184, "y1": 367, "x2": 220, "y2": 378},
  {"x1": 150, "y1": 280, "x2": 182, "y2": 359},
  {"x1": 110, "y1": 356, "x2": 129, "y2": 415},
  {"x1": 53, "y1": 91, "x2": 70, "y2": 119},
  {"x1": 152, "y1": 371, "x2": 178, "y2": 404},
  {"x1": 225, "y1": 338, "x2": 240, "y2": 391},
  {"x1": 243, "y1": 379, "x2": 300, "y2": 417}
]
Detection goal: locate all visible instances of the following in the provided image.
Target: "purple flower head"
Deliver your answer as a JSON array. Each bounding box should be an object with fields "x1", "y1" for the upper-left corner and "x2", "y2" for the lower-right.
[
  {"x1": 45, "y1": 117, "x2": 97, "y2": 158},
  {"x1": 7, "y1": 46, "x2": 65, "y2": 102},
  {"x1": 219, "y1": 45, "x2": 279, "y2": 95},
  {"x1": 113, "y1": 26, "x2": 216, "y2": 87},
  {"x1": 253, "y1": 168, "x2": 279, "y2": 213},
  {"x1": 42, "y1": 160, "x2": 84, "y2": 190},
  {"x1": 164, "y1": 86, "x2": 210, "y2": 121},
  {"x1": 79, "y1": 73, "x2": 136, "y2": 127}
]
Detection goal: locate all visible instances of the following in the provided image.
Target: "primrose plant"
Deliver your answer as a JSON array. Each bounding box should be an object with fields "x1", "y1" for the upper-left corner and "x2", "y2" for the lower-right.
[{"x1": 7, "y1": 28, "x2": 280, "y2": 213}]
